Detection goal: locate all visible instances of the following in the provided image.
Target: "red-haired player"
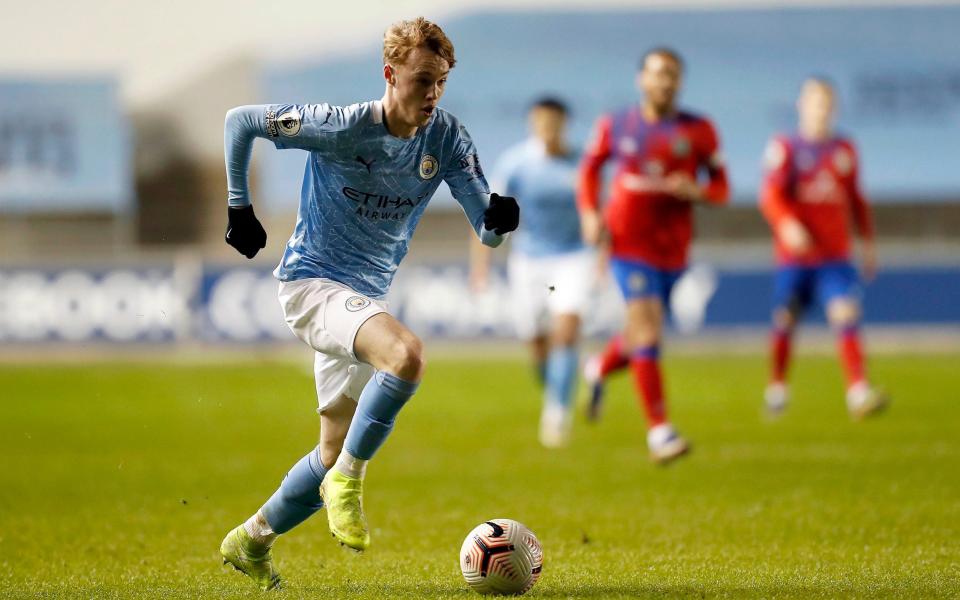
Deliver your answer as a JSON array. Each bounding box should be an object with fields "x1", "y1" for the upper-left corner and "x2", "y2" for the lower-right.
[
  {"x1": 761, "y1": 77, "x2": 888, "y2": 419},
  {"x1": 578, "y1": 48, "x2": 729, "y2": 464}
]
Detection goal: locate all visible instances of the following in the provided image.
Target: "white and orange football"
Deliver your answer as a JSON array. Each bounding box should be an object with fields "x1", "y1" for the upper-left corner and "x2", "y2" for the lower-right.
[{"x1": 459, "y1": 519, "x2": 543, "y2": 595}]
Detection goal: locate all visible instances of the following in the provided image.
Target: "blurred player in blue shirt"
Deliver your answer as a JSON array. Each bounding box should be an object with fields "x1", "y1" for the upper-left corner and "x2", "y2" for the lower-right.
[
  {"x1": 217, "y1": 18, "x2": 519, "y2": 590},
  {"x1": 471, "y1": 97, "x2": 593, "y2": 448}
]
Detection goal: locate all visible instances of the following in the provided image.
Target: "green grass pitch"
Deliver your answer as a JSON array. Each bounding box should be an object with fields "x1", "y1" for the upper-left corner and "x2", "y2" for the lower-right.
[{"x1": 1, "y1": 352, "x2": 958, "y2": 599}]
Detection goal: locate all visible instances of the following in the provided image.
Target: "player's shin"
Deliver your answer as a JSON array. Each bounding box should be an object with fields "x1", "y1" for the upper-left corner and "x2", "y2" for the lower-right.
[
  {"x1": 837, "y1": 325, "x2": 866, "y2": 387},
  {"x1": 323, "y1": 371, "x2": 418, "y2": 550},
  {"x1": 599, "y1": 334, "x2": 630, "y2": 377},
  {"x1": 540, "y1": 345, "x2": 578, "y2": 447},
  {"x1": 257, "y1": 445, "x2": 328, "y2": 540},
  {"x1": 629, "y1": 346, "x2": 666, "y2": 427},
  {"x1": 336, "y1": 371, "x2": 419, "y2": 475},
  {"x1": 771, "y1": 327, "x2": 793, "y2": 384}
]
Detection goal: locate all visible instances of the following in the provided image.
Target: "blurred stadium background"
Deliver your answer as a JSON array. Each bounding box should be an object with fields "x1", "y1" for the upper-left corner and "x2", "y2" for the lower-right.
[
  {"x1": 3, "y1": 2, "x2": 960, "y2": 598},
  {"x1": 2, "y1": 0, "x2": 958, "y2": 350}
]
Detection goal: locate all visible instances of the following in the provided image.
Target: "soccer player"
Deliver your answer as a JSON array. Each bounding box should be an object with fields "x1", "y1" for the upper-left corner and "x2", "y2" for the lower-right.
[
  {"x1": 470, "y1": 97, "x2": 591, "y2": 448},
  {"x1": 217, "y1": 18, "x2": 519, "y2": 590},
  {"x1": 760, "y1": 77, "x2": 888, "y2": 419},
  {"x1": 578, "y1": 48, "x2": 729, "y2": 464}
]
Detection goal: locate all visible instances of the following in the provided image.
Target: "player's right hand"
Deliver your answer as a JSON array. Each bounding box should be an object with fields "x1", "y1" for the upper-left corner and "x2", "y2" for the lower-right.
[
  {"x1": 225, "y1": 205, "x2": 267, "y2": 259},
  {"x1": 580, "y1": 209, "x2": 604, "y2": 246},
  {"x1": 779, "y1": 218, "x2": 812, "y2": 255}
]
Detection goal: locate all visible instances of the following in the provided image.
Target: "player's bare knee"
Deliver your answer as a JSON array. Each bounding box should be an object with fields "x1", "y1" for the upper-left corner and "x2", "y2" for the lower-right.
[
  {"x1": 551, "y1": 327, "x2": 579, "y2": 348},
  {"x1": 387, "y1": 334, "x2": 425, "y2": 381},
  {"x1": 773, "y1": 308, "x2": 797, "y2": 331},
  {"x1": 828, "y1": 299, "x2": 860, "y2": 328},
  {"x1": 552, "y1": 314, "x2": 580, "y2": 347},
  {"x1": 624, "y1": 324, "x2": 660, "y2": 351}
]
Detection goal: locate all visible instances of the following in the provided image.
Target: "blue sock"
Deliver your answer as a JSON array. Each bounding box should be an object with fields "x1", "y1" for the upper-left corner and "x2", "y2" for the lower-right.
[
  {"x1": 261, "y1": 446, "x2": 327, "y2": 534},
  {"x1": 343, "y1": 371, "x2": 419, "y2": 461},
  {"x1": 545, "y1": 346, "x2": 578, "y2": 410}
]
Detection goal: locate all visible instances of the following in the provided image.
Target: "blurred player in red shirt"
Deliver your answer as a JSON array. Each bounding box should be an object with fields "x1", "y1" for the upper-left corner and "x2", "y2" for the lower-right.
[
  {"x1": 760, "y1": 77, "x2": 888, "y2": 419},
  {"x1": 578, "y1": 48, "x2": 729, "y2": 464}
]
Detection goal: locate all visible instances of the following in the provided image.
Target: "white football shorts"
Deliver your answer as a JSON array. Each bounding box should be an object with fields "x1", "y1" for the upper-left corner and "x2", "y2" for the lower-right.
[
  {"x1": 277, "y1": 278, "x2": 387, "y2": 412},
  {"x1": 507, "y1": 249, "x2": 595, "y2": 340}
]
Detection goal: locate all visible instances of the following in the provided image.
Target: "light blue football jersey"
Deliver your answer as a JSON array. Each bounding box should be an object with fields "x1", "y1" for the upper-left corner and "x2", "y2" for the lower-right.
[
  {"x1": 225, "y1": 100, "x2": 501, "y2": 299},
  {"x1": 491, "y1": 139, "x2": 582, "y2": 258}
]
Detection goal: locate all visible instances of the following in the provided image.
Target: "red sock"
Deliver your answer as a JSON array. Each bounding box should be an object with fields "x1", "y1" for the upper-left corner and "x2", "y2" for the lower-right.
[
  {"x1": 630, "y1": 346, "x2": 666, "y2": 427},
  {"x1": 598, "y1": 334, "x2": 630, "y2": 377},
  {"x1": 838, "y1": 326, "x2": 866, "y2": 386},
  {"x1": 771, "y1": 328, "x2": 792, "y2": 384}
]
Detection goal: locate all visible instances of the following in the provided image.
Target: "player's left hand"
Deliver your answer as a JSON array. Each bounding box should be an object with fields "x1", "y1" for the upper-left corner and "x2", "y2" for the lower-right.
[
  {"x1": 484, "y1": 193, "x2": 520, "y2": 235},
  {"x1": 664, "y1": 173, "x2": 703, "y2": 202}
]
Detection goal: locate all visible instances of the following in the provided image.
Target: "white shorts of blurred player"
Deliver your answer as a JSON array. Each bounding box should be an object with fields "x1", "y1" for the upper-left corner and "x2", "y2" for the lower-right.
[
  {"x1": 507, "y1": 249, "x2": 595, "y2": 341},
  {"x1": 277, "y1": 278, "x2": 387, "y2": 412}
]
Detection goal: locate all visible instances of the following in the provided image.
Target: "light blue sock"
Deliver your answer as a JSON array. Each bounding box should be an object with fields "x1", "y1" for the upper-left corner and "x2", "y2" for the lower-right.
[
  {"x1": 545, "y1": 346, "x2": 579, "y2": 409},
  {"x1": 343, "y1": 371, "x2": 419, "y2": 461},
  {"x1": 261, "y1": 446, "x2": 327, "y2": 534}
]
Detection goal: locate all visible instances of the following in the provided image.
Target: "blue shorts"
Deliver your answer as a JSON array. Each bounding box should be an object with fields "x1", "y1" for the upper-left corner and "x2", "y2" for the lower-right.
[
  {"x1": 610, "y1": 258, "x2": 685, "y2": 305},
  {"x1": 773, "y1": 261, "x2": 861, "y2": 312}
]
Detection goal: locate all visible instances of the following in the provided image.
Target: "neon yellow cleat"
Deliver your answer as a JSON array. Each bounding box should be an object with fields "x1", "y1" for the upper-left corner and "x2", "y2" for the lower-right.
[
  {"x1": 219, "y1": 525, "x2": 281, "y2": 591},
  {"x1": 320, "y1": 470, "x2": 371, "y2": 551}
]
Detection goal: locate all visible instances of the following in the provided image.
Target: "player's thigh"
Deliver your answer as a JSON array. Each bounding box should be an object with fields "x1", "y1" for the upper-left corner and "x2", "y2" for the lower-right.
[
  {"x1": 547, "y1": 251, "x2": 592, "y2": 346},
  {"x1": 545, "y1": 250, "x2": 592, "y2": 341},
  {"x1": 278, "y1": 278, "x2": 386, "y2": 359},
  {"x1": 660, "y1": 267, "x2": 688, "y2": 309},
  {"x1": 623, "y1": 297, "x2": 664, "y2": 349},
  {"x1": 816, "y1": 262, "x2": 861, "y2": 327},
  {"x1": 772, "y1": 266, "x2": 813, "y2": 324},
  {"x1": 508, "y1": 252, "x2": 551, "y2": 341},
  {"x1": 354, "y1": 312, "x2": 425, "y2": 381},
  {"x1": 312, "y1": 350, "x2": 373, "y2": 412}
]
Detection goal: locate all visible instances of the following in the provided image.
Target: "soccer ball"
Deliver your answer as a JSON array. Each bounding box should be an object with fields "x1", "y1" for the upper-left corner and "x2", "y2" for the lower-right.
[{"x1": 459, "y1": 519, "x2": 543, "y2": 595}]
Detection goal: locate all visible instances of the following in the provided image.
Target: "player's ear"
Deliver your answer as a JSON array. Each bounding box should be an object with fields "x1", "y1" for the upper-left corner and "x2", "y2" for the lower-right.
[{"x1": 383, "y1": 64, "x2": 397, "y2": 87}]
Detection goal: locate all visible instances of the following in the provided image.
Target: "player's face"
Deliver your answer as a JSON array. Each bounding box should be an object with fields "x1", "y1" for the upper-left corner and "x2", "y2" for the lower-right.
[
  {"x1": 388, "y1": 46, "x2": 450, "y2": 128},
  {"x1": 638, "y1": 53, "x2": 682, "y2": 113},
  {"x1": 797, "y1": 81, "x2": 836, "y2": 137},
  {"x1": 528, "y1": 106, "x2": 566, "y2": 148}
]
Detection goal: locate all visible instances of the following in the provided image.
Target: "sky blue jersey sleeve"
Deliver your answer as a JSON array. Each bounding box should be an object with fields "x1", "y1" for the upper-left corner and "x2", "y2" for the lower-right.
[
  {"x1": 224, "y1": 103, "x2": 340, "y2": 207},
  {"x1": 443, "y1": 124, "x2": 505, "y2": 247}
]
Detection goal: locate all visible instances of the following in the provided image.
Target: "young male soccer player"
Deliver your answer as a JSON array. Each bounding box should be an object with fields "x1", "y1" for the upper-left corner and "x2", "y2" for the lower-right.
[
  {"x1": 760, "y1": 77, "x2": 887, "y2": 419},
  {"x1": 578, "y1": 48, "x2": 729, "y2": 464},
  {"x1": 217, "y1": 18, "x2": 519, "y2": 590},
  {"x1": 470, "y1": 97, "x2": 591, "y2": 448}
]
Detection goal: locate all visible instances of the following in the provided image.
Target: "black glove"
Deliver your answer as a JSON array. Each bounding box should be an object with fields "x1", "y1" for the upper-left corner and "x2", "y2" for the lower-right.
[
  {"x1": 483, "y1": 193, "x2": 520, "y2": 235},
  {"x1": 225, "y1": 205, "x2": 267, "y2": 259}
]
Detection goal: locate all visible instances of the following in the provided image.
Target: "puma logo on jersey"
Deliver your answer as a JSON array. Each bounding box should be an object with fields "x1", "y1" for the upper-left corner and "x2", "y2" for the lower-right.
[{"x1": 356, "y1": 155, "x2": 376, "y2": 173}]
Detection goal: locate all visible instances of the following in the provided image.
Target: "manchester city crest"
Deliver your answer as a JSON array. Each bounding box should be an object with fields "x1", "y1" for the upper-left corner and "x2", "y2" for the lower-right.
[
  {"x1": 345, "y1": 295, "x2": 371, "y2": 312},
  {"x1": 419, "y1": 154, "x2": 438, "y2": 180}
]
